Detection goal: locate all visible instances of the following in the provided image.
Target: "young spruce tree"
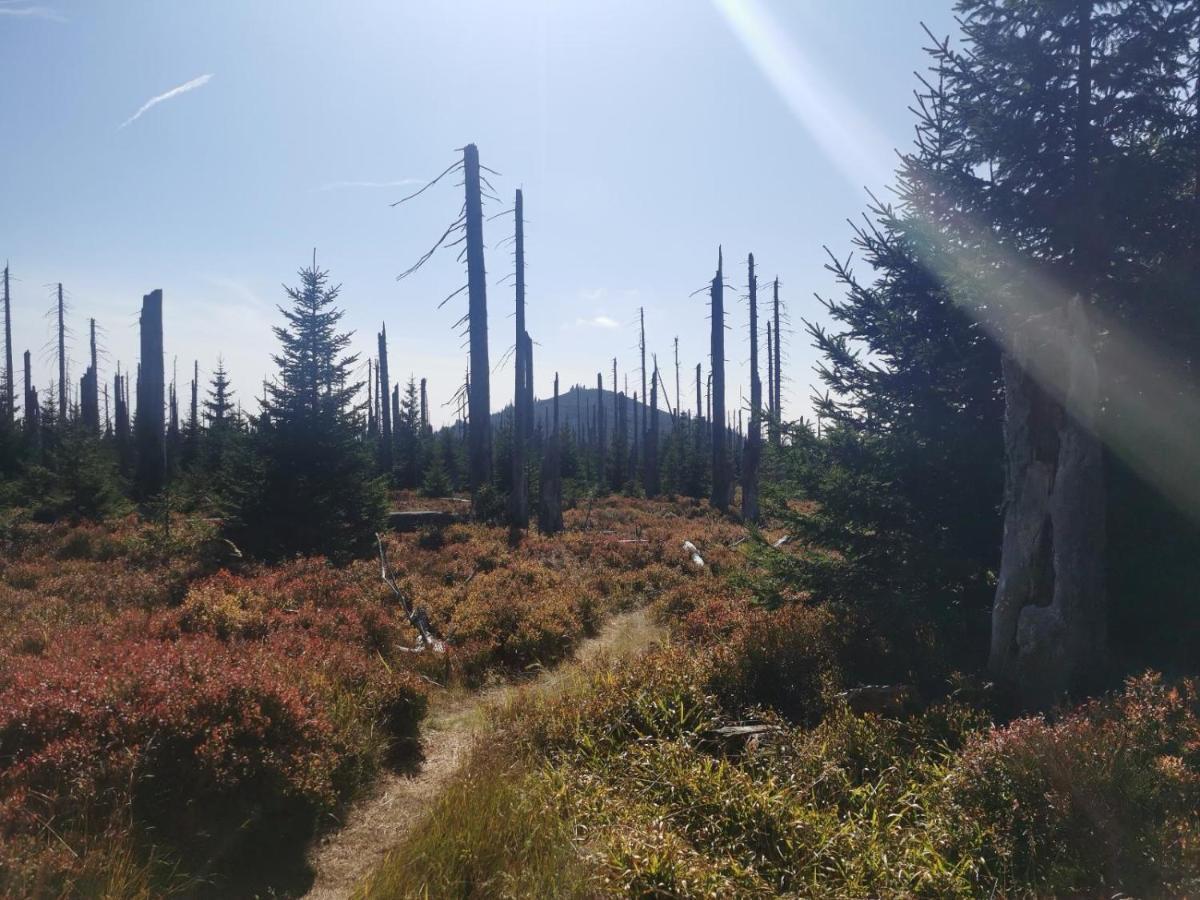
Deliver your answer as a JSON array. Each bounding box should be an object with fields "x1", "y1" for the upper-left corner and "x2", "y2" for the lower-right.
[{"x1": 234, "y1": 256, "x2": 385, "y2": 562}]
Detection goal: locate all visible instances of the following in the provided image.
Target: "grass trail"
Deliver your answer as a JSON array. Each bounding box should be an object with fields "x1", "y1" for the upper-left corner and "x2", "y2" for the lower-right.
[{"x1": 302, "y1": 606, "x2": 665, "y2": 900}]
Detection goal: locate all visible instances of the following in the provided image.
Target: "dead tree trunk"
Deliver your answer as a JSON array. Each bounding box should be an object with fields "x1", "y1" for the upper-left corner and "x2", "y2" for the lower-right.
[
  {"x1": 115, "y1": 365, "x2": 130, "y2": 472},
  {"x1": 645, "y1": 356, "x2": 660, "y2": 497},
  {"x1": 673, "y1": 336, "x2": 681, "y2": 427},
  {"x1": 611, "y1": 358, "x2": 619, "y2": 489},
  {"x1": 190, "y1": 361, "x2": 199, "y2": 434},
  {"x1": 392, "y1": 385, "x2": 400, "y2": 441},
  {"x1": 167, "y1": 372, "x2": 180, "y2": 470},
  {"x1": 463, "y1": 143, "x2": 492, "y2": 499},
  {"x1": 709, "y1": 249, "x2": 729, "y2": 511},
  {"x1": 56, "y1": 283, "x2": 67, "y2": 420},
  {"x1": 538, "y1": 372, "x2": 564, "y2": 534},
  {"x1": 991, "y1": 300, "x2": 1105, "y2": 705},
  {"x1": 80, "y1": 318, "x2": 100, "y2": 433},
  {"x1": 367, "y1": 359, "x2": 376, "y2": 437},
  {"x1": 638, "y1": 309, "x2": 648, "y2": 489},
  {"x1": 134, "y1": 290, "x2": 166, "y2": 498},
  {"x1": 990, "y1": 2, "x2": 1105, "y2": 707},
  {"x1": 420, "y1": 377, "x2": 429, "y2": 433},
  {"x1": 742, "y1": 254, "x2": 762, "y2": 523},
  {"x1": 772, "y1": 276, "x2": 783, "y2": 446},
  {"x1": 596, "y1": 371, "x2": 606, "y2": 489},
  {"x1": 23, "y1": 350, "x2": 38, "y2": 441},
  {"x1": 510, "y1": 188, "x2": 530, "y2": 527},
  {"x1": 766, "y1": 321, "x2": 775, "y2": 440},
  {"x1": 2, "y1": 264, "x2": 12, "y2": 425},
  {"x1": 523, "y1": 331, "x2": 534, "y2": 438},
  {"x1": 377, "y1": 326, "x2": 393, "y2": 474}
]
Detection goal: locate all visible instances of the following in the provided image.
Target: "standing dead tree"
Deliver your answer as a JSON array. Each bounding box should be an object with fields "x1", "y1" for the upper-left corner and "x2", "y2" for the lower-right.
[
  {"x1": 114, "y1": 364, "x2": 130, "y2": 472},
  {"x1": 367, "y1": 359, "x2": 376, "y2": 437},
  {"x1": 596, "y1": 371, "x2": 606, "y2": 489},
  {"x1": 55, "y1": 283, "x2": 67, "y2": 420},
  {"x1": 742, "y1": 253, "x2": 762, "y2": 523},
  {"x1": 377, "y1": 325, "x2": 393, "y2": 474},
  {"x1": 2, "y1": 263, "x2": 12, "y2": 425},
  {"x1": 462, "y1": 145, "x2": 492, "y2": 497},
  {"x1": 611, "y1": 358, "x2": 620, "y2": 489},
  {"x1": 395, "y1": 143, "x2": 497, "y2": 505},
  {"x1": 645, "y1": 355, "x2": 660, "y2": 497},
  {"x1": 771, "y1": 277, "x2": 784, "y2": 446},
  {"x1": 709, "y1": 248, "x2": 730, "y2": 511},
  {"x1": 766, "y1": 321, "x2": 774, "y2": 437},
  {"x1": 673, "y1": 336, "x2": 681, "y2": 426},
  {"x1": 80, "y1": 318, "x2": 100, "y2": 433},
  {"x1": 510, "y1": 188, "x2": 530, "y2": 527},
  {"x1": 639, "y1": 307, "x2": 648, "y2": 481},
  {"x1": 134, "y1": 289, "x2": 166, "y2": 498},
  {"x1": 23, "y1": 351, "x2": 38, "y2": 441},
  {"x1": 539, "y1": 372, "x2": 564, "y2": 534}
]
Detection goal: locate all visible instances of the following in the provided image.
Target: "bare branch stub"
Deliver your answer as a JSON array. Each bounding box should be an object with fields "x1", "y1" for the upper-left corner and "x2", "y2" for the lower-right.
[{"x1": 390, "y1": 159, "x2": 464, "y2": 207}]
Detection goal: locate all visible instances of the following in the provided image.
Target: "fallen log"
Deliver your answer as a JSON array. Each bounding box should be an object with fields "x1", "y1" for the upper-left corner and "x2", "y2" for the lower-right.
[{"x1": 376, "y1": 533, "x2": 445, "y2": 653}]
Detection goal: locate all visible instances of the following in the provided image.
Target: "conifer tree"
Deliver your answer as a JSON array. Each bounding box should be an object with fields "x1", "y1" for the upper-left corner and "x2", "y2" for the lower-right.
[{"x1": 234, "y1": 256, "x2": 385, "y2": 562}]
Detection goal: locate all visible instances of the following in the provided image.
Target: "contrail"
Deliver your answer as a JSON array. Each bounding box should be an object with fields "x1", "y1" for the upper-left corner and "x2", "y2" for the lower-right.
[
  {"x1": 119, "y1": 73, "x2": 213, "y2": 129},
  {"x1": 0, "y1": 2, "x2": 65, "y2": 21}
]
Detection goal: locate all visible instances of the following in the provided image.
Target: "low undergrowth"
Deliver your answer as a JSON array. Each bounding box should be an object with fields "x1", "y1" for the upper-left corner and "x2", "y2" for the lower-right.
[
  {"x1": 0, "y1": 495, "x2": 732, "y2": 896},
  {"x1": 360, "y1": 528, "x2": 1200, "y2": 899}
]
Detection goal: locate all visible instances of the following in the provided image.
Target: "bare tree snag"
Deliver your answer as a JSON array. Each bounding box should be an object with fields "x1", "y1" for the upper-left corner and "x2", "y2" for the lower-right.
[
  {"x1": 709, "y1": 249, "x2": 729, "y2": 511},
  {"x1": 742, "y1": 253, "x2": 762, "y2": 523},
  {"x1": 645, "y1": 355, "x2": 660, "y2": 497},
  {"x1": 463, "y1": 144, "x2": 492, "y2": 499},
  {"x1": 23, "y1": 350, "x2": 38, "y2": 440},
  {"x1": 2, "y1": 263, "x2": 12, "y2": 425},
  {"x1": 772, "y1": 276, "x2": 783, "y2": 446},
  {"x1": 115, "y1": 364, "x2": 130, "y2": 471},
  {"x1": 539, "y1": 372, "x2": 564, "y2": 534},
  {"x1": 420, "y1": 377, "x2": 429, "y2": 433},
  {"x1": 367, "y1": 359, "x2": 376, "y2": 437},
  {"x1": 766, "y1": 320, "x2": 775, "y2": 439},
  {"x1": 134, "y1": 290, "x2": 166, "y2": 498},
  {"x1": 56, "y1": 283, "x2": 67, "y2": 420},
  {"x1": 510, "y1": 188, "x2": 530, "y2": 527},
  {"x1": 673, "y1": 336, "x2": 680, "y2": 426},
  {"x1": 596, "y1": 371, "x2": 606, "y2": 489},
  {"x1": 80, "y1": 318, "x2": 100, "y2": 433},
  {"x1": 377, "y1": 325, "x2": 393, "y2": 473}
]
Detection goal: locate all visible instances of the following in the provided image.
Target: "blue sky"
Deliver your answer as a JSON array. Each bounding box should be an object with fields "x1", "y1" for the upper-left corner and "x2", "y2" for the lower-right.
[{"x1": 1, "y1": 0, "x2": 955, "y2": 427}]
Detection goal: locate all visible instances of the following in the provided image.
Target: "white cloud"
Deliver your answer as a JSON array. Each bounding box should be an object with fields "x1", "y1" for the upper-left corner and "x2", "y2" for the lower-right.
[
  {"x1": 119, "y1": 73, "x2": 213, "y2": 129},
  {"x1": 575, "y1": 315, "x2": 619, "y2": 329},
  {"x1": 316, "y1": 178, "x2": 423, "y2": 192}
]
